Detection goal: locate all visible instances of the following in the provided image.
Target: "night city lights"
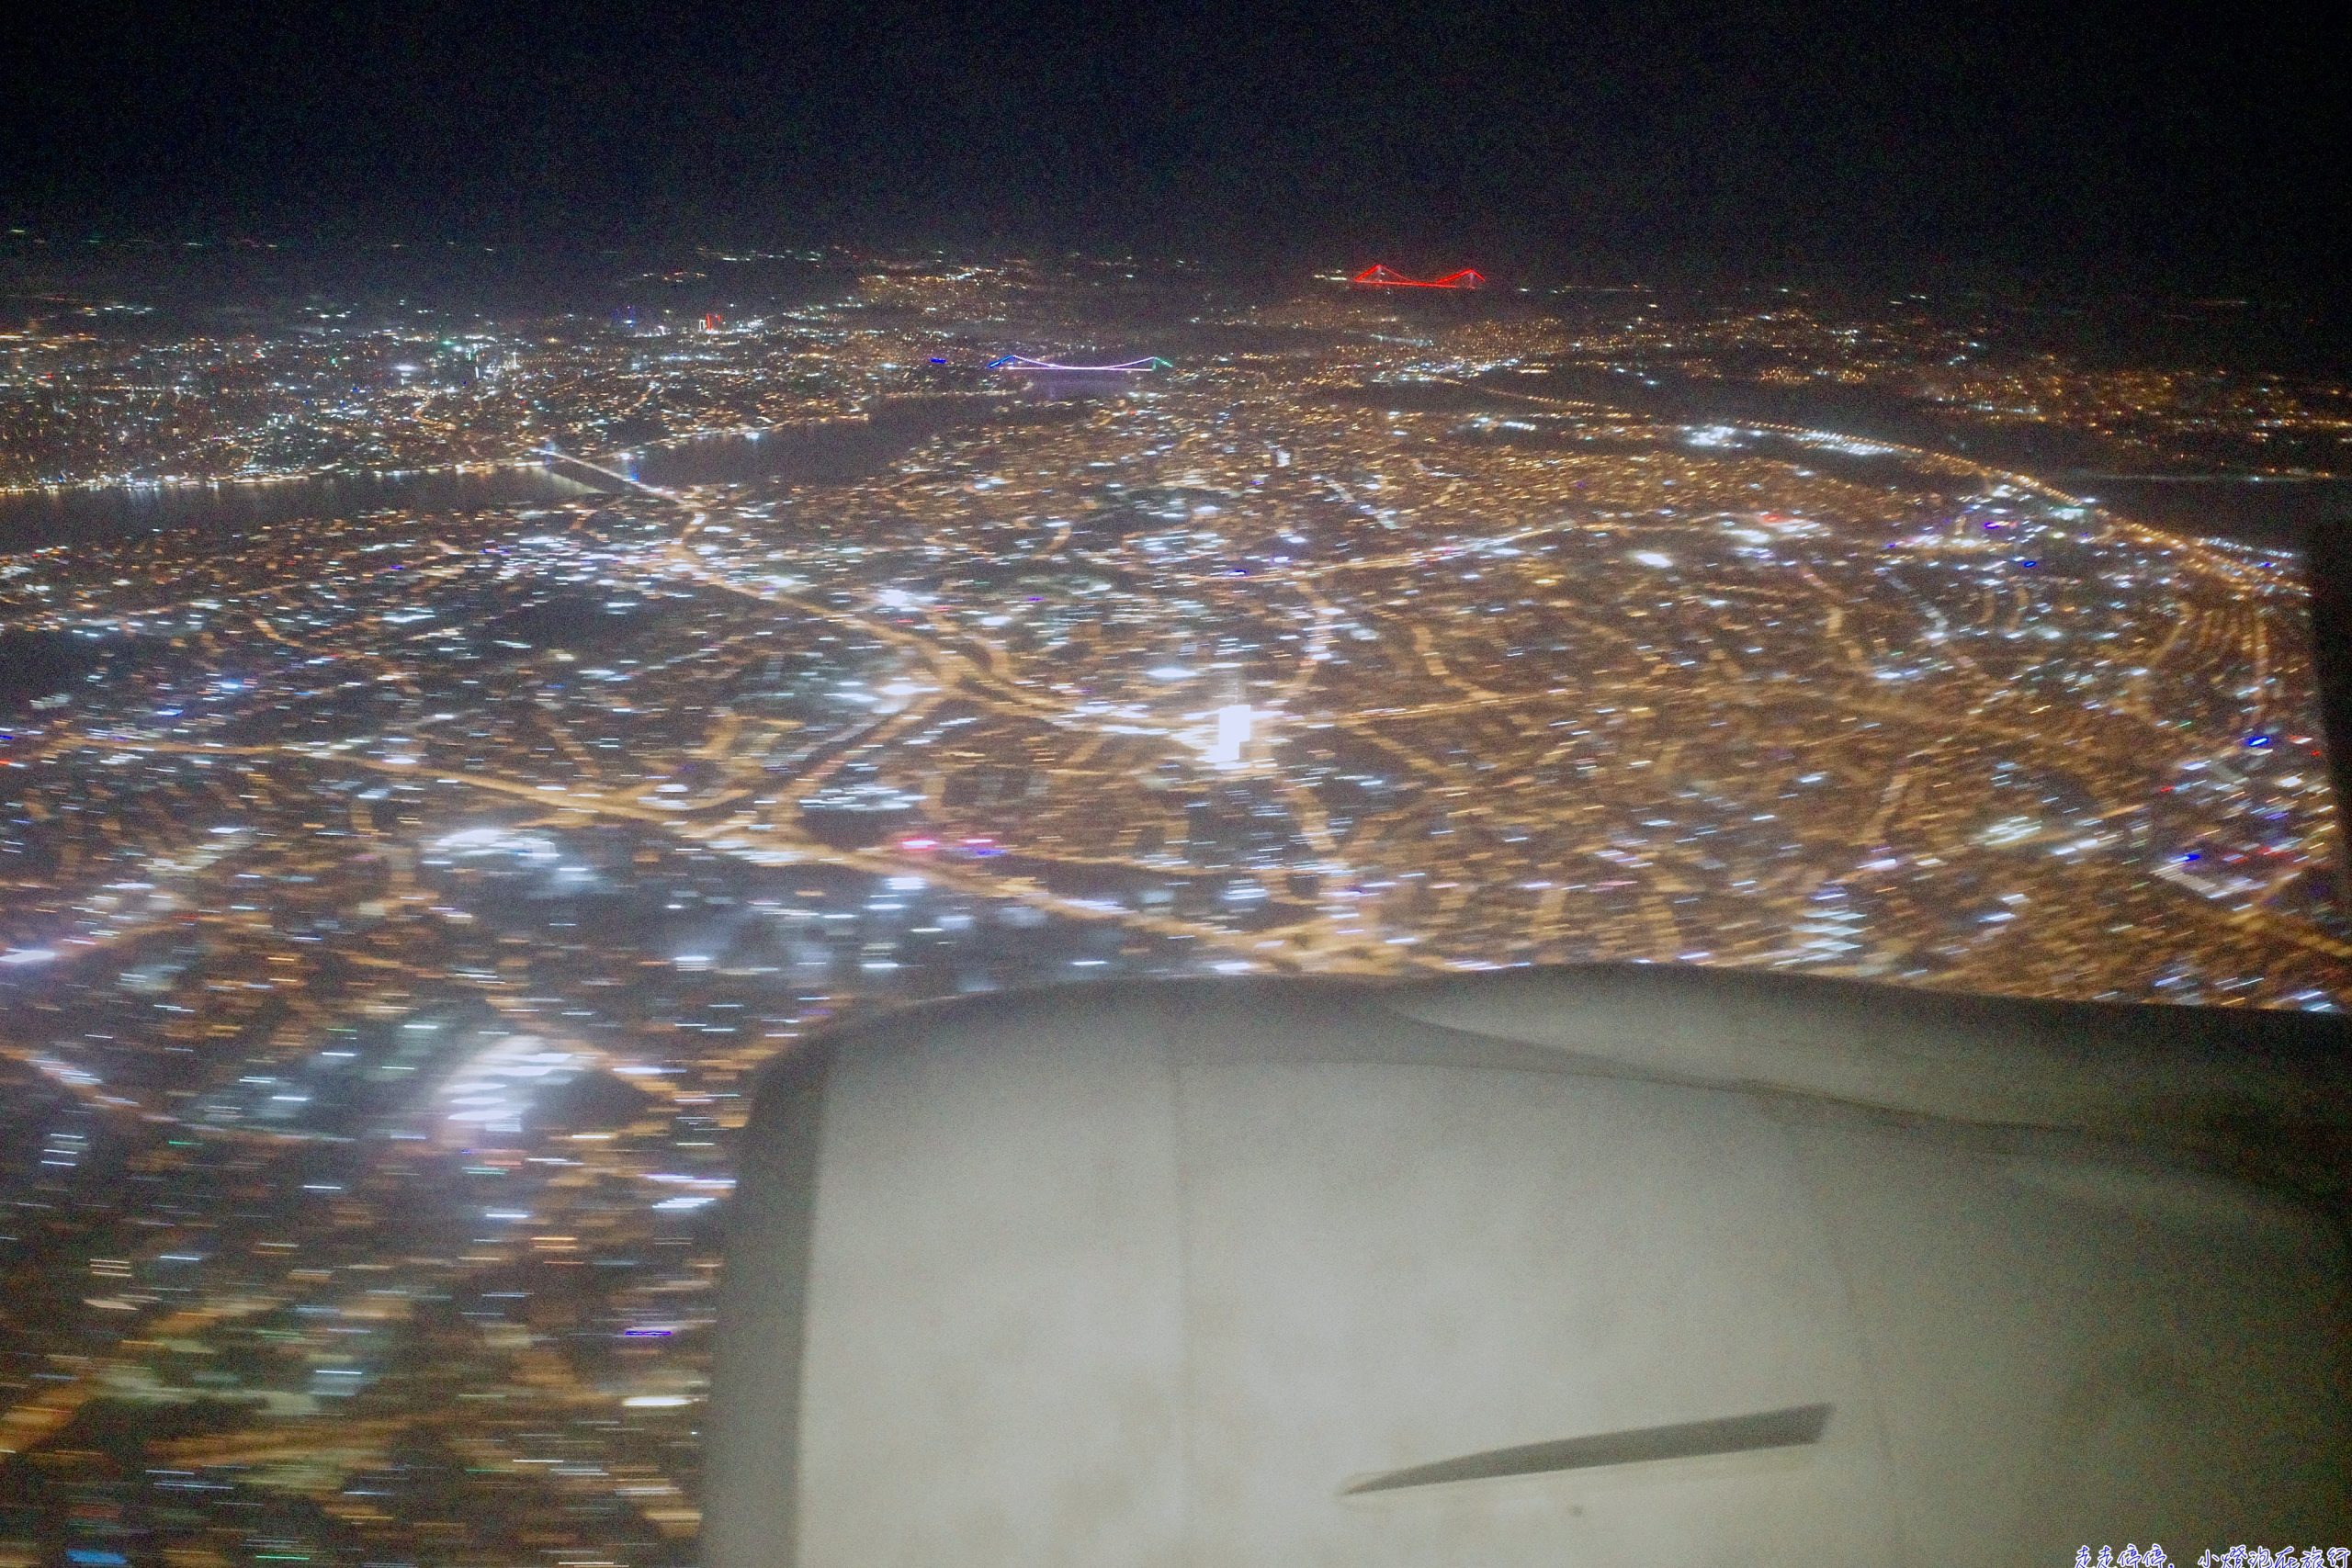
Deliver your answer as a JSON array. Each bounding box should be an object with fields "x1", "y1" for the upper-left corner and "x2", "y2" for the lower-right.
[
  {"x1": 0, "y1": 244, "x2": 2348, "y2": 1563},
  {"x1": 3, "y1": 0, "x2": 2350, "y2": 1549}
]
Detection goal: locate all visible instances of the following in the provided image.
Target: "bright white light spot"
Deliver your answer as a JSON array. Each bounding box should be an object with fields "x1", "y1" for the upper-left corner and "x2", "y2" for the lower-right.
[{"x1": 1207, "y1": 704, "x2": 1252, "y2": 766}]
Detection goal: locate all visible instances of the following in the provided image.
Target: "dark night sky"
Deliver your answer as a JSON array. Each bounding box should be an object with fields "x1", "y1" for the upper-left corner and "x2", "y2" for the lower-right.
[{"x1": 3, "y1": 0, "x2": 2346, "y2": 292}]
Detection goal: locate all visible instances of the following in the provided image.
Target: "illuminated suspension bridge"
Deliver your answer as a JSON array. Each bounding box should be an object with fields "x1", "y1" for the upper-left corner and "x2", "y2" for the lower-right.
[
  {"x1": 1351, "y1": 265, "x2": 1487, "y2": 289},
  {"x1": 985, "y1": 354, "x2": 1173, "y2": 372}
]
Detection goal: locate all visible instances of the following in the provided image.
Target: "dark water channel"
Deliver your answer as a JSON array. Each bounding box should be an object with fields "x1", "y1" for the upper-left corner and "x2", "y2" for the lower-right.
[
  {"x1": 0, "y1": 397, "x2": 1048, "y2": 551},
  {"x1": 1491, "y1": 367, "x2": 2352, "y2": 551}
]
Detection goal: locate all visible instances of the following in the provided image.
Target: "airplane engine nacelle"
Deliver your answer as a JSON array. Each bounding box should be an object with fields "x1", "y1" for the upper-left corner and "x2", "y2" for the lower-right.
[{"x1": 708, "y1": 966, "x2": 2351, "y2": 1567}]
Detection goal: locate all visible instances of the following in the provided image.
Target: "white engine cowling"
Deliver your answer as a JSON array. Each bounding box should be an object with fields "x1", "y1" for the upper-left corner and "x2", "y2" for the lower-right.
[{"x1": 708, "y1": 966, "x2": 2352, "y2": 1567}]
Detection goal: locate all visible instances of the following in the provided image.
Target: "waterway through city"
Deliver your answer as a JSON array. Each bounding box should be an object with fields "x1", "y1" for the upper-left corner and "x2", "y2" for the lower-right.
[
  {"x1": 1488, "y1": 367, "x2": 2352, "y2": 551},
  {"x1": 0, "y1": 396, "x2": 1025, "y2": 549},
  {"x1": 1, "y1": 385, "x2": 2343, "y2": 555}
]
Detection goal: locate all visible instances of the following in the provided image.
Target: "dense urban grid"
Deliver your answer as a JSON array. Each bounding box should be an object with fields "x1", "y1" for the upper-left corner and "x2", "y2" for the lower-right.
[{"x1": 0, "y1": 254, "x2": 2344, "y2": 1566}]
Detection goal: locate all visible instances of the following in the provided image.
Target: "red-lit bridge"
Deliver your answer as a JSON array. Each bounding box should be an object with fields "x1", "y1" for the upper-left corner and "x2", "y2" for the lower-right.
[{"x1": 1351, "y1": 265, "x2": 1487, "y2": 289}]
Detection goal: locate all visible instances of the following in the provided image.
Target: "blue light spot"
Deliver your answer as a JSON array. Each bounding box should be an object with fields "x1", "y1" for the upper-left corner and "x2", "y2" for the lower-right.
[{"x1": 2245, "y1": 735, "x2": 2273, "y2": 749}]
